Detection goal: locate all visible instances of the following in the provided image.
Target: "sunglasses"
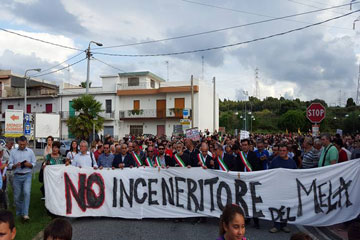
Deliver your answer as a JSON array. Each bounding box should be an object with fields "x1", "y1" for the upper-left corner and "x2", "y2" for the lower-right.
[
  {"x1": 148, "y1": 151, "x2": 153, "y2": 152},
  {"x1": 158, "y1": 148, "x2": 164, "y2": 150}
]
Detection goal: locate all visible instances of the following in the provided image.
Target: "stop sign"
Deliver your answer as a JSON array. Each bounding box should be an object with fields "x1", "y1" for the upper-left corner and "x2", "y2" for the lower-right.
[{"x1": 306, "y1": 103, "x2": 326, "y2": 123}]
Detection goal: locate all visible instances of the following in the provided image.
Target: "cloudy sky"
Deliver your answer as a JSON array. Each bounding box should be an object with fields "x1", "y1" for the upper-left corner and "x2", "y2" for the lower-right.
[{"x1": 1, "y1": 0, "x2": 360, "y2": 106}]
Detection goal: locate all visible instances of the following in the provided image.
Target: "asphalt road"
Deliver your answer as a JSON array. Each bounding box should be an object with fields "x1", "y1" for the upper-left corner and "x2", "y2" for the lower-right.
[{"x1": 70, "y1": 218, "x2": 300, "y2": 240}]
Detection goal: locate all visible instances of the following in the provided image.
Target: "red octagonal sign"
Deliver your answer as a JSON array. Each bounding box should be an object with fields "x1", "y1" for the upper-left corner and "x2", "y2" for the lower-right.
[{"x1": 306, "y1": 103, "x2": 326, "y2": 123}]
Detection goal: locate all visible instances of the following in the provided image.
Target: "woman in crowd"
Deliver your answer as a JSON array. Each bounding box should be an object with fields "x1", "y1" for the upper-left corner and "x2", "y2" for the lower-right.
[
  {"x1": 217, "y1": 204, "x2": 247, "y2": 240},
  {"x1": 43, "y1": 136, "x2": 54, "y2": 157},
  {"x1": 66, "y1": 140, "x2": 78, "y2": 164},
  {"x1": 44, "y1": 141, "x2": 64, "y2": 165}
]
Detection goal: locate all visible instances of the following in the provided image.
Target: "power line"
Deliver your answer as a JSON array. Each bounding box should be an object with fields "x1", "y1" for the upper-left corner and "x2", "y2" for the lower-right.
[
  {"x1": 287, "y1": 0, "x2": 347, "y2": 15},
  {"x1": 92, "y1": 57, "x2": 126, "y2": 72},
  {"x1": 31, "y1": 57, "x2": 87, "y2": 78},
  {"x1": 184, "y1": 0, "x2": 347, "y2": 20},
  {"x1": 36, "y1": 51, "x2": 85, "y2": 75},
  {"x1": 93, "y1": 1, "x2": 357, "y2": 50},
  {"x1": 92, "y1": 9, "x2": 360, "y2": 57},
  {"x1": 0, "y1": 27, "x2": 83, "y2": 51}
]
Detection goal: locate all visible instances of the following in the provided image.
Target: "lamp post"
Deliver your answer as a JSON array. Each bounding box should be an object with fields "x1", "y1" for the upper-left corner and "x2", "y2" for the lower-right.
[
  {"x1": 243, "y1": 90, "x2": 248, "y2": 131},
  {"x1": 24, "y1": 68, "x2": 41, "y2": 114},
  {"x1": 86, "y1": 41, "x2": 103, "y2": 94}
]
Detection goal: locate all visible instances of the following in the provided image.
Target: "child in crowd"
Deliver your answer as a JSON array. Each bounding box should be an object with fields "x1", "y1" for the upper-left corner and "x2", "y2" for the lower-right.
[
  {"x1": 43, "y1": 218, "x2": 72, "y2": 240},
  {"x1": 217, "y1": 204, "x2": 246, "y2": 240}
]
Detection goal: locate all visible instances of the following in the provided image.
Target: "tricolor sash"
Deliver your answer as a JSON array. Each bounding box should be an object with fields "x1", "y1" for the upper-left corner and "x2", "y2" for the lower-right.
[
  {"x1": 197, "y1": 153, "x2": 206, "y2": 166},
  {"x1": 145, "y1": 157, "x2": 154, "y2": 167},
  {"x1": 239, "y1": 151, "x2": 253, "y2": 172},
  {"x1": 174, "y1": 154, "x2": 186, "y2": 167},
  {"x1": 155, "y1": 156, "x2": 162, "y2": 166},
  {"x1": 216, "y1": 156, "x2": 229, "y2": 171},
  {"x1": 131, "y1": 152, "x2": 143, "y2": 167}
]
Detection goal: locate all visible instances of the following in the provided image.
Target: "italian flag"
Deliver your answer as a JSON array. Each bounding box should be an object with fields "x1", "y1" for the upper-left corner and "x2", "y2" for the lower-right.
[
  {"x1": 197, "y1": 153, "x2": 206, "y2": 167},
  {"x1": 239, "y1": 151, "x2": 253, "y2": 172},
  {"x1": 216, "y1": 156, "x2": 229, "y2": 171},
  {"x1": 145, "y1": 157, "x2": 154, "y2": 167},
  {"x1": 155, "y1": 156, "x2": 161, "y2": 167},
  {"x1": 131, "y1": 152, "x2": 143, "y2": 167},
  {"x1": 174, "y1": 154, "x2": 186, "y2": 167}
]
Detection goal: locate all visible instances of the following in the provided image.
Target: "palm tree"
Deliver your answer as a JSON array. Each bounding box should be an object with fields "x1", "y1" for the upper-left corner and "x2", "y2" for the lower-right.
[
  {"x1": 66, "y1": 95, "x2": 104, "y2": 141},
  {"x1": 79, "y1": 81, "x2": 92, "y2": 88}
]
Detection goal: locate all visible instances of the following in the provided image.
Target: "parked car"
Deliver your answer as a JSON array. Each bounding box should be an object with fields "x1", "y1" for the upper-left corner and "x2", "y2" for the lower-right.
[
  {"x1": 0, "y1": 139, "x2": 5, "y2": 147},
  {"x1": 60, "y1": 140, "x2": 72, "y2": 157}
]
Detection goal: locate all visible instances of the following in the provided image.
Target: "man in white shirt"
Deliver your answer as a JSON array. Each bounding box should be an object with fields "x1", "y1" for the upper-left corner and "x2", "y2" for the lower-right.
[{"x1": 71, "y1": 141, "x2": 98, "y2": 169}]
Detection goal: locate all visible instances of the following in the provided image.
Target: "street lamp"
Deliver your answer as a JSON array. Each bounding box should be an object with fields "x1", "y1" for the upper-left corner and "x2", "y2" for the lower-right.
[
  {"x1": 86, "y1": 41, "x2": 103, "y2": 94},
  {"x1": 243, "y1": 90, "x2": 248, "y2": 131},
  {"x1": 24, "y1": 68, "x2": 41, "y2": 114}
]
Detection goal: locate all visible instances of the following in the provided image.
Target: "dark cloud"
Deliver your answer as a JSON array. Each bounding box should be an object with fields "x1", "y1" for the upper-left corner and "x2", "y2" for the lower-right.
[
  {"x1": 1, "y1": 0, "x2": 87, "y2": 35},
  {"x1": 234, "y1": 31, "x2": 357, "y2": 99}
]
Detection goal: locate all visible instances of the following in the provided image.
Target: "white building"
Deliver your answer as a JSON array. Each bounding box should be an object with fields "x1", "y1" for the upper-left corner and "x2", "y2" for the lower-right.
[
  {"x1": 60, "y1": 71, "x2": 219, "y2": 138},
  {"x1": 0, "y1": 70, "x2": 59, "y2": 132},
  {"x1": 0, "y1": 70, "x2": 219, "y2": 139}
]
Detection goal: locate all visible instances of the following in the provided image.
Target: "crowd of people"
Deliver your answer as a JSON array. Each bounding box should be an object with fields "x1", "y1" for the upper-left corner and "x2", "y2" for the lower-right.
[{"x1": 0, "y1": 130, "x2": 359, "y2": 239}]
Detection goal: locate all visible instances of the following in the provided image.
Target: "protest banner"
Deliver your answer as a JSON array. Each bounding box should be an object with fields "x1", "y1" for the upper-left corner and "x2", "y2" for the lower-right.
[
  {"x1": 44, "y1": 160, "x2": 360, "y2": 226},
  {"x1": 185, "y1": 128, "x2": 200, "y2": 141}
]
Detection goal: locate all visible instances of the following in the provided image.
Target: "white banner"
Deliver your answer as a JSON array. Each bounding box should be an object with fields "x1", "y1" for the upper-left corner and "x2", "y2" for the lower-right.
[{"x1": 44, "y1": 160, "x2": 360, "y2": 226}]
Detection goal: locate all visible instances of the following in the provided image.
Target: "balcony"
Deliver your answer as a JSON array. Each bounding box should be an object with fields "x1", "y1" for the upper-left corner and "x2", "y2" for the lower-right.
[
  {"x1": 99, "y1": 111, "x2": 115, "y2": 119},
  {"x1": 60, "y1": 111, "x2": 114, "y2": 120},
  {"x1": 119, "y1": 108, "x2": 191, "y2": 120},
  {"x1": 117, "y1": 82, "x2": 150, "y2": 90}
]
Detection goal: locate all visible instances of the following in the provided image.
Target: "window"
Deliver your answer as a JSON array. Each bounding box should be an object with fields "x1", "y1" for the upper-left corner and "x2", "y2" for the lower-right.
[
  {"x1": 7, "y1": 105, "x2": 13, "y2": 109},
  {"x1": 27, "y1": 104, "x2": 31, "y2": 113},
  {"x1": 105, "y1": 100, "x2": 112, "y2": 113},
  {"x1": 130, "y1": 125, "x2": 143, "y2": 136},
  {"x1": 46, "y1": 104, "x2": 52, "y2": 113},
  {"x1": 150, "y1": 79, "x2": 155, "y2": 88},
  {"x1": 128, "y1": 77, "x2": 139, "y2": 86},
  {"x1": 133, "y1": 100, "x2": 140, "y2": 110}
]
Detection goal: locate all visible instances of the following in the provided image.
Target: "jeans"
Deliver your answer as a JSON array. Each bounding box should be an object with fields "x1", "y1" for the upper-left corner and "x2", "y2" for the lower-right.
[
  {"x1": 274, "y1": 221, "x2": 287, "y2": 230},
  {"x1": 13, "y1": 173, "x2": 32, "y2": 216}
]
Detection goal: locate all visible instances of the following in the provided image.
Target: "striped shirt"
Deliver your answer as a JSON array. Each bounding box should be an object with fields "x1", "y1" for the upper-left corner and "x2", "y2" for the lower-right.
[{"x1": 301, "y1": 147, "x2": 320, "y2": 169}]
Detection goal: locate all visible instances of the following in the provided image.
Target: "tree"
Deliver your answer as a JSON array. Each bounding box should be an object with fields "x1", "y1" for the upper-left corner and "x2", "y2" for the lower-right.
[
  {"x1": 278, "y1": 110, "x2": 306, "y2": 132},
  {"x1": 79, "y1": 81, "x2": 92, "y2": 88},
  {"x1": 66, "y1": 95, "x2": 104, "y2": 141},
  {"x1": 346, "y1": 98, "x2": 356, "y2": 108}
]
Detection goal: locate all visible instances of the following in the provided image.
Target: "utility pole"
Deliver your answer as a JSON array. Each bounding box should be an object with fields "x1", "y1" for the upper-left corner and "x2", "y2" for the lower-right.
[
  {"x1": 86, "y1": 41, "x2": 103, "y2": 94},
  {"x1": 213, "y1": 77, "x2": 216, "y2": 133},
  {"x1": 201, "y1": 56, "x2": 204, "y2": 81},
  {"x1": 191, "y1": 75, "x2": 194, "y2": 128},
  {"x1": 357, "y1": 63, "x2": 360, "y2": 105},
  {"x1": 165, "y1": 61, "x2": 169, "y2": 81}
]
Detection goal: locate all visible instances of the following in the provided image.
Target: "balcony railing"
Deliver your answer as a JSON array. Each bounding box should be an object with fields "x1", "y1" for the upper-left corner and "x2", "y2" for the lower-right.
[
  {"x1": 119, "y1": 108, "x2": 191, "y2": 119},
  {"x1": 60, "y1": 111, "x2": 114, "y2": 120},
  {"x1": 117, "y1": 82, "x2": 149, "y2": 90},
  {"x1": 99, "y1": 111, "x2": 115, "y2": 119}
]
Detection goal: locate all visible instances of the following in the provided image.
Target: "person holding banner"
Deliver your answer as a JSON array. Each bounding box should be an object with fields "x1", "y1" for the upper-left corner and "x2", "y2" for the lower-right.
[
  {"x1": 144, "y1": 146, "x2": 155, "y2": 167},
  {"x1": 197, "y1": 143, "x2": 213, "y2": 169},
  {"x1": 214, "y1": 143, "x2": 235, "y2": 171},
  {"x1": 236, "y1": 139, "x2": 262, "y2": 229},
  {"x1": 184, "y1": 139, "x2": 200, "y2": 167},
  {"x1": 98, "y1": 143, "x2": 114, "y2": 169},
  {"x1": 71, "y1": 141, "x2": 98, "y2": 169},
  {"x1": 112, "y1": 144, "x2": 135, "y2": 168},
  {"x1": 269, "y1": 144, "x2": 297, "y2": 233},
  {"x1": 171, "y1": 142, "x2": 191, "y2": 167},
  {"x1": 129, "y1": 141, "x2": 146, "y2": 167},
  {"x1": 155, "y1": 144, "x2": 172, "y2": 167}
]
